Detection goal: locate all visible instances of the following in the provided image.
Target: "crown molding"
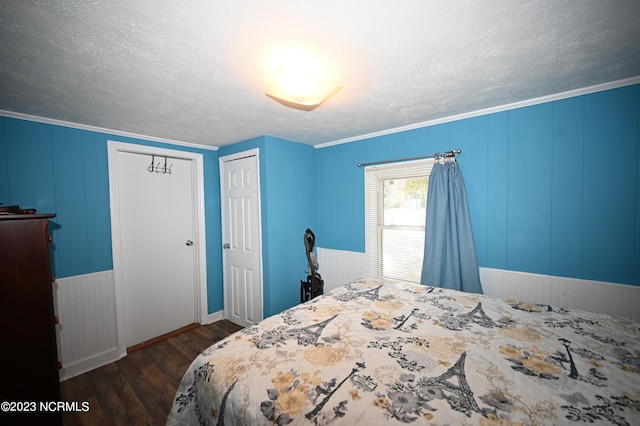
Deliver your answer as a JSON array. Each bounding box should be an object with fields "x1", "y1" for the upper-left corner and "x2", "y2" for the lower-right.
[
  {"x1": 314, "y1": 76, "x2": 640, "y2": 149},
  {"x1": 0, "y1": 110, "x2": 219, "y2": 151}
]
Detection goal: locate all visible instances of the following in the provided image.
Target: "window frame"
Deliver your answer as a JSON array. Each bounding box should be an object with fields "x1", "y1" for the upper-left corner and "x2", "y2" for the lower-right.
[{"x1": 364, "y1": 158, "x2": 435, "y2": 282}]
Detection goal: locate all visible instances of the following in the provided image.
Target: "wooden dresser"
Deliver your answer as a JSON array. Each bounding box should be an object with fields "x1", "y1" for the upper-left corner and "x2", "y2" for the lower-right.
[{"x1": 0, "y1": 214, "x2": 62, "y2": 425}]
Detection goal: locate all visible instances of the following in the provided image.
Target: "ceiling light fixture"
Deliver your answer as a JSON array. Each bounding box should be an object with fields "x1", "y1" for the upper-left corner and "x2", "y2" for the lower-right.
[{"x1": 265, "y1": 48, "x2": 342, "y2": 111}]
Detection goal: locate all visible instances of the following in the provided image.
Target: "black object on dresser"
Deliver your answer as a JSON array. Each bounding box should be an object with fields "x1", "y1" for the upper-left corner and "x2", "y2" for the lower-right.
[{"x1": 0, "y1": 213, "x2": 62, "y2": 426}]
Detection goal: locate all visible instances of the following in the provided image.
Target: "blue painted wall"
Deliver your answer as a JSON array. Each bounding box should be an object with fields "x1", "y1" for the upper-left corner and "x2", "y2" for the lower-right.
[
  {"x1": 2, "y1": 82, "x2": 638, "y2": 324},
  {"x1": 316, "y1": 84, "x2": 640, "y2": 286},
  {"x1": 0, "y1": 117, "x2": 224, "y2": 313},
  {"x1": 218, "y1": 135, "x2": 317, "y2": 317}
]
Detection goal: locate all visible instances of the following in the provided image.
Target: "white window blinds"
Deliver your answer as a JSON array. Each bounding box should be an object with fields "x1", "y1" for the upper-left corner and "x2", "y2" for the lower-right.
[{"x1": 364, "y1": 158, "x2": 435, "y2": 283}]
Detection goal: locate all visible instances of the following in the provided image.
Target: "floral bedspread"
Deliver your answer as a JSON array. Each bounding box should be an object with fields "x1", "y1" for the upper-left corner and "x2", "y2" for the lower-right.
[{"x1": 167, "y1": 278, "x2": 640, "y2": 425}]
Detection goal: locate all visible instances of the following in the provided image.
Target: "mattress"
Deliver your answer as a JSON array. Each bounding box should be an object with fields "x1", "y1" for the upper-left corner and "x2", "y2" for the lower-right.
[{"x1": 167, "y1": 278, "x2": 640, "y2": 425}]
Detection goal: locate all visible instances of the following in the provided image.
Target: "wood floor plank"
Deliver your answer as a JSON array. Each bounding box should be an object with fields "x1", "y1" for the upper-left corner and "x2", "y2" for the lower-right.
[
  {"x1": 142, "y1": 363, "x2": 179, "y2": 406},
  {"x1": 166, "y1": 333, "x2": 201, "y2": 361},
  {"x1": 79, "y1": 396, "x2": 106, "y2": 426},
  {"x1": 61, "y1": 320, "x2": 242, "y2": 425},
  {"x1": 94, "y1": 370, "x2": 127, "y2": 418},
  {"x1": 146, "y1": 339, "x2": 191, "y2": 381}
]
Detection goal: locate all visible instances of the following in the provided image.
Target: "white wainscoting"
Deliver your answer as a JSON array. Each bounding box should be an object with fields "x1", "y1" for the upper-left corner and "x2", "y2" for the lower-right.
[
  {"x1": 317, "y1": 247, "x2": 640, "y2": 321},
  {"x1": 55, "y1": 270, "x2": 224, "y2": 381},
  {"x1": 54, "y1": 270, "x2": 121, "y2": 381},
  {"x1": 479, "y1": 268, "x2": 640, "y2": 321},
  {"x1": 317, "y1": 248, "x2": 367, "y2": 292}
]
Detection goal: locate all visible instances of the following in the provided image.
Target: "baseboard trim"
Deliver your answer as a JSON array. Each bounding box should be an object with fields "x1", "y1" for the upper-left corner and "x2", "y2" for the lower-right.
[
  {"x1": 202, "y1": 310, "x2": 224, "y2": 325},
  {"x1": 59, "y1": 347, "x2": 122, "y2": 382},
  {"x1": 126, "y1": 323, "x2": 201, "y2": 353}
]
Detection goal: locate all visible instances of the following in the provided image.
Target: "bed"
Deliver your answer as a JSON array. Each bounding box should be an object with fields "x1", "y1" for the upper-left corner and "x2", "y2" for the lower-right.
[{"x1": 167, "y1": 278, "x2": 640, "y2": 425}]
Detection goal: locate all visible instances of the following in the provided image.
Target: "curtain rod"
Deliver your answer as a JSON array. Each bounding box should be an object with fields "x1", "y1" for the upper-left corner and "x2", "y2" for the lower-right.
[{"x1": 357, "y1": 149, "x2": 461, "y2": 167}]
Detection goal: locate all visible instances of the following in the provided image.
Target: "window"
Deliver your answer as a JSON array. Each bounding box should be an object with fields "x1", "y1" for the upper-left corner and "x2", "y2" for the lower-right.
[{"x1": 365, "y1": 159, "x2": 435, "y2": 282}]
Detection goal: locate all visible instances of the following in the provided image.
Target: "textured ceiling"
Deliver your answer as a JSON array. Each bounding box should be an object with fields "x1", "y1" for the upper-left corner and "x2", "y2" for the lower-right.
[{"x1": 1, "y1": 1, "x2": 639, "y2": 149}]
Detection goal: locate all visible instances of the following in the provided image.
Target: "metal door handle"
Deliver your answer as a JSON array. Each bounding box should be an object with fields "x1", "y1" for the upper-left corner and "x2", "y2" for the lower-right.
[
  {"x1": 223, "y1": 243, "x2": 230, "y2": 249},
  {"x1": 186, "y1": 240, "x2": 194, "y2": 246}
]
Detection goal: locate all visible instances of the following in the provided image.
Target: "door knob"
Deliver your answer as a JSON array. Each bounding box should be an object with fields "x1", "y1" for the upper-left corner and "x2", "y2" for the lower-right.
[
  {"x1": 223, "y1": 243, "x2": 231, "y2": 249},
  {"x1": 186, "y1": 240, "x2": 194, "y2": 246}
]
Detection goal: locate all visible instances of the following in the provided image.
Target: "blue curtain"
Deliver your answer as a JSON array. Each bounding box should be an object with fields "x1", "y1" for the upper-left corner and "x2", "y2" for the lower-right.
[{"x1": 420, "y1": 159, "x2": 483, "y2": 293}]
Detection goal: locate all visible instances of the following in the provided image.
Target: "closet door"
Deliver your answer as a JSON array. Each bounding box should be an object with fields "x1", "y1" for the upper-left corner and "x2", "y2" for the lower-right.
[
  {"x1": 220, "y1": 149, "x2": 263, "y2": 327},
  {"x1": 115, "y1": 151, "x2": 197, "y2": 348}
]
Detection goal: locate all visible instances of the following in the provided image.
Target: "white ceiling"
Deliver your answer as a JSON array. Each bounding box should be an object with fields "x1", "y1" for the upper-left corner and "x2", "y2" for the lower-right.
[{"x1": 1, "y1": 1, "x2": 639, "y2": 149}]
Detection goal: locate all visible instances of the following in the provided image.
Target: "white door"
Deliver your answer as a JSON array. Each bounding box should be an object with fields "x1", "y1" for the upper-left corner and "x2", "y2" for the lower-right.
[
  {"x1": 220, "y1": 150, "x2": 263, "y2": 327},
  {"x1": 116, "y1": 150, "x2": 196, "y2": 348}
]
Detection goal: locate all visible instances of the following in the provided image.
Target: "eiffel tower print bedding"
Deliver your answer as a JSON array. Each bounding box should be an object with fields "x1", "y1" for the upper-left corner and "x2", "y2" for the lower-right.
[{"x1": 167, "y1": 278, "x2": 640, "y2": 425}]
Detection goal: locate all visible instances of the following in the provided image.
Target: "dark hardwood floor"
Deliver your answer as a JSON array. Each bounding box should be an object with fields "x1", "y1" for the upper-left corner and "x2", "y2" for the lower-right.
[{"x1": 60, "y1": 320, "x2": 243, "y2": 426}]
